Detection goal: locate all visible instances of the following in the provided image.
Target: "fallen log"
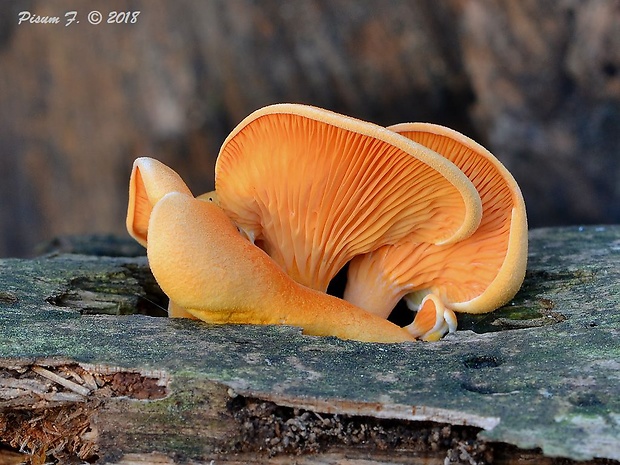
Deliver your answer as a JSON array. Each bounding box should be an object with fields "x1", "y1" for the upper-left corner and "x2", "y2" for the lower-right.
[{"x1": 0, "y1": 226, "x2": 619, "y2": 464}]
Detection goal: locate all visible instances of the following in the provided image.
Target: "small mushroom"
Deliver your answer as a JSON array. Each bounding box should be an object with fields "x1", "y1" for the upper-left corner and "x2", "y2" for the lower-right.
[
  {"x1": 146, "y1": 191, "x2": 416, "y2": 343},
  {"x1": 404, "y1": 294, "x2": 458, "y2": 342},
  {"x1": 126, "y1": 157, "x2": 193, "y2": 247},
  {"x1": 215, "y1": 103, "x2": 482, "y2": 291},
  {"x1": 344, "y1": 123, "x2": 528, "y2": 340},
  {"x1": 126, "y1": 157, "x2": 198, "y2": 319}
]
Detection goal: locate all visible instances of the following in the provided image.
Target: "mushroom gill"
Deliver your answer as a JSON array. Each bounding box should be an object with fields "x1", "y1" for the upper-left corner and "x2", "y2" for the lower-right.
[
  {"x1": 344, "y1": 123, "x2": 528, "y2": 340},
  {"x1": 215, "y1": 104, "x2": 482, "y2": 292}
]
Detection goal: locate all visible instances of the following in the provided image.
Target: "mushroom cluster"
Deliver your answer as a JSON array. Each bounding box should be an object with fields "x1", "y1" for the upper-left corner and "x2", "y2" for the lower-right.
[{"x1": 126, "y1": 104, "x2": 527, "y2": 343}]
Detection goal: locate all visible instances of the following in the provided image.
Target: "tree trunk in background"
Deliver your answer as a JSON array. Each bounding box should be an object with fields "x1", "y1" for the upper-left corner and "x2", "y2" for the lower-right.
[{"x1": 1, "y1": 0, "x2": 619, "y2": 256}]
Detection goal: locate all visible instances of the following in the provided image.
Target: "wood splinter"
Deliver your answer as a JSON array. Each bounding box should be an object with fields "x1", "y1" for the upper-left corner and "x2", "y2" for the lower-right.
[{"x1": 31, "y1": 366, "x2": 91, "y2": 397}]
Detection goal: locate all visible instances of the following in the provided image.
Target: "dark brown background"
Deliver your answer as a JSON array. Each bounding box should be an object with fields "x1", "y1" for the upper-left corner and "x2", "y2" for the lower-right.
[{"x1": 1, "y1": 0, "x2": 619, "y2": 257}]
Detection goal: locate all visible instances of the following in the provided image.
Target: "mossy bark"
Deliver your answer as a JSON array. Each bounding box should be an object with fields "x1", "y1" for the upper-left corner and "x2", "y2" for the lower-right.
[{"x1": 0, "y1": 226, "x2": 619, "y2": 463}]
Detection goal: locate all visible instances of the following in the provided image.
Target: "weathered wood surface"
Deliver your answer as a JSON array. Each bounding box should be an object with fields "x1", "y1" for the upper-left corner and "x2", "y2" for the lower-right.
[{"x1": 0, "y1": 226, "x2": 619, "y2": 464}]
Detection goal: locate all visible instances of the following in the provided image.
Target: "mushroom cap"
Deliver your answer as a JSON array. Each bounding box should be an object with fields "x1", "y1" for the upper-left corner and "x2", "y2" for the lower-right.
[
  {"x1": 126, "y1": 157, "x2": 192, "y2": 247},
  {"x1": 146, "y1": 191, "x2": 416, "y2": 343},
  {"x1": 126, "y1": 156, "x2": 197, "y2": 319},
  {"x1": 215, "y1": 104, "x2": 482, "y2": 291},
  {"x1": 345, "y1": 123, "x2": 528, "y2": 316}
]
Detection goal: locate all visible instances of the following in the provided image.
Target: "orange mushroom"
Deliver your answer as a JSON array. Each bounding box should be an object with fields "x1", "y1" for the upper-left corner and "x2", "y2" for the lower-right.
[
  {"x1": 146, "y1": 191, "x2": 416, "y2": 343},
  {"x1": 127, "y1": 156, "x2": 193, "y2": 247},
  {"x1": 215, "y1": 104, "x2": 482, "y2": 292},
  {"x1": 344, "y1": 123, "x2": 528, "y2": 340},
  {"x1": 126, "y1": 157, "x2": 200, "y2": 319}
]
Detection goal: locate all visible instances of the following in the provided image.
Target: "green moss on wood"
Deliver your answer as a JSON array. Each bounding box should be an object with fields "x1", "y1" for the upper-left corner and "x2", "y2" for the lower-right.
[{"x1": 1, "y1": 226, "x2": 619, "y2": 461}]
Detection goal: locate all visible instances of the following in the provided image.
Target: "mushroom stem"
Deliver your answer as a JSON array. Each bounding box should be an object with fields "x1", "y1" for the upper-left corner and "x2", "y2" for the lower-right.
[
  {"x1": 343, "y1": 249, "x2": 405, "y2": 319},
  {"x1": 147, "y1": 191, "x2": 416, "y2": 343}
]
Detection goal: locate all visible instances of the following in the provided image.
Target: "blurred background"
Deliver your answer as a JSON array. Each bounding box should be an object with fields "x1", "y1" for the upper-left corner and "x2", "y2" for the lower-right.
[{"x1": 1, "y1": 0, "x2": 619, "y2": 257}]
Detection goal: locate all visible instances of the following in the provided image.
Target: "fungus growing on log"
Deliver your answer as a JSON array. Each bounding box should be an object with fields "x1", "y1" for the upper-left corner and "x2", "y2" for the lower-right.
[
  {"x1": 126, "y1": 157, "x2": 197, "y2": 319},
  {"x1": 146, "y1": 191, "x2": 416, "y2": 343},
  {"x1": 215, "y1": 104, "x2": 482, "y2": 292},
  {"x1": 344, "y1": 123, "x2": 528, "y2": 340},
  {"x1": 125, "y1": 109, "x2": 526, "y2": 343},
  {"x1": 126, "y1": 157, "x2": 192, "y2": 247}
]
